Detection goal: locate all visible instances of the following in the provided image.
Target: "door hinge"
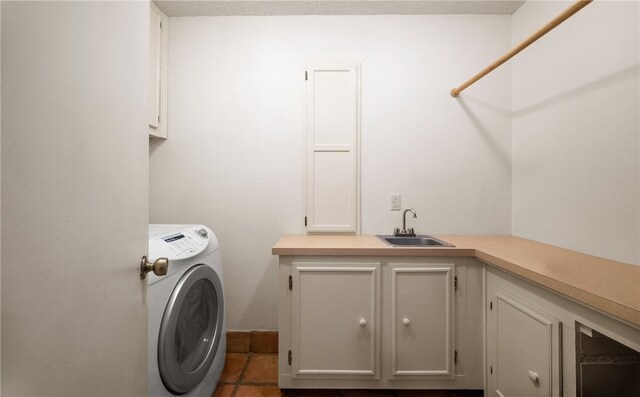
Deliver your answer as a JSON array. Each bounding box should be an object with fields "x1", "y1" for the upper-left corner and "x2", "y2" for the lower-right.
[
  {"x1": 289, "y1": 275, "x2": 293, "y2": 290},
  {"x1": 490, "y1": 365, "x2": 493, "y2": 374},
  {"x1": 305, "y1": 71, "x2": 308, "y2": 81},
  {"x1": 454, "y1": 350, "x2": 458, "y2": 365},
  {"x1": 160, "y1": 21, "x2": 163, "y2": 29},
  {"x1": 454, "y1": 276, "x2": 458, "y2": 291},
  {"x1": 288, "y1": 350, "x2": 292, "y2": 365},
  {"x1": 490, "y1": 301, "x2": 493, "y2": 311},
  {"x1": 304, "y1": 216, "x2": 307, "y2": 227}
]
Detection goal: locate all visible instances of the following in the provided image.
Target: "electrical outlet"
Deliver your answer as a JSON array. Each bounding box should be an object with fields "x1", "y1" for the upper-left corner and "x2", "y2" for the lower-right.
[{"x1": 391, "y1": 194, "x2": 401, "y2": 211}]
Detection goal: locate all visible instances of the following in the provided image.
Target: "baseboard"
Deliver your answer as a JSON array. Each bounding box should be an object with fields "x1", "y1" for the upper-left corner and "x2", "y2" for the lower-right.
[{"x1": 227, "y1": 330, "x2": 278, "y2": 353}]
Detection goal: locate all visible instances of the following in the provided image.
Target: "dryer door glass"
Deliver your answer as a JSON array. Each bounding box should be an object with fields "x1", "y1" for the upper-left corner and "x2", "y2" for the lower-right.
[
  {"x1": 158, "y1": 264, "x2": 225, "y2": 395},
  {"x1": 175, "y1": 278, "x2": 216, "y2": 372}
]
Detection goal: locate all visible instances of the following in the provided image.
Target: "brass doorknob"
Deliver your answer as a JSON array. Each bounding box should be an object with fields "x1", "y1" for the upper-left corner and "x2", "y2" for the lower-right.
[{"x1": 140, "y1": 255, "x2": 169, "y2": 279}]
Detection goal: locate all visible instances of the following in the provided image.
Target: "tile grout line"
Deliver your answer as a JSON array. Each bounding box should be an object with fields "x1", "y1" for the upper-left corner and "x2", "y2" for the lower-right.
[
  {"x1": 241, "y1": 382, "x2": 279, "y2": 386},
  {"x1": 229, "y1": 352, "x2": 253, "y2": 397},
  {"x1": 232, "y1": 331, "x2": 256, "y2": 396},
  {"x1": 222, "y1": 332, "x2": 281, "y2": 396}
]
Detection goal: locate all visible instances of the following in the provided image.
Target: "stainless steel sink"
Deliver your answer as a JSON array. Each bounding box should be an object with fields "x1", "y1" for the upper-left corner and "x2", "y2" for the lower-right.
[{"x1": 377, "y1": 235, "x2": 454, "y2": 247}]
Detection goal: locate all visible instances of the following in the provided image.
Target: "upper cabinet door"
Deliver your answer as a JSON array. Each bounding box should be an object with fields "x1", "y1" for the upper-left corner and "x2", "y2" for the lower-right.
[
  {"x1": 149, "y1": 2, "x2": 168, "y2": 138},
  {"x1": 304, "y1": 63, "x2": 360, "y2": 233}
]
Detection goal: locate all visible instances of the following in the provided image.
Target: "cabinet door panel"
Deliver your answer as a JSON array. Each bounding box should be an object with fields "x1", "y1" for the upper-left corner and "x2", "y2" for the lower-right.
[
  {"x1": 491, "y1": 291, "x2": 558, "y2": 397},
  {"x1": 304, "y1": 63, "x2": 359, "y2": 233},
  {"x1": 311, "y1": 151, "x2": 354, "y2": 227},
  {"x1": 292, "y1": 263, "x2": 380, "y2": 378},
  {"x1": 149, "y1": 3, "x2": 161, "y2": 129},
  {"x1": 390, "y1": 265, "x2": 455, "y2": 378},
  {"x1": 149, "y1": 2, "x2": 168, "y2": 138}
]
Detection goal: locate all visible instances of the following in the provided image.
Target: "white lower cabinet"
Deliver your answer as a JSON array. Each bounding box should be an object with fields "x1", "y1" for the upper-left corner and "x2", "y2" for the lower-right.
[
  {"x1": 486, "y1": 266, "x2": 640, "y2": 397},
  {"x1": 279, "y1": 255, "x2": 640, "y2": 392},
  {"x1": 278, "y1": 256, "x2": 484, "y2": 390},
  {"x1": 487, "y1": 285, "x2": 561, "y2": 397},
  {"x1": 291, "y1": 263, "x2": 380, "y2": 378},
  {"x1": 388, "y1": 264, "x2": 455, "y2": 379}
]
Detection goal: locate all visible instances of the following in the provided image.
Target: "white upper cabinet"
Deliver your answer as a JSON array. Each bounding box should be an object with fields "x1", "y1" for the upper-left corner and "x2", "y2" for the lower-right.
[
  {"x1": 149, "y1": 2, "x2": 168, "y2": 138},
  {"x1": 304, "y1": 63, "x2": 360, "y2": 233}
]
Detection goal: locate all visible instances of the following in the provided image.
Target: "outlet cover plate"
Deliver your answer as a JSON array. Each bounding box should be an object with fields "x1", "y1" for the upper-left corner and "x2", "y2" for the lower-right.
[{"x1": 391, "y1": 194, "x2": 401, "y2": 211}]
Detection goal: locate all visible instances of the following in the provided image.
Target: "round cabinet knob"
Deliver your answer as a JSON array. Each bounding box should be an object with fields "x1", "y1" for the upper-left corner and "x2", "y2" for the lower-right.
[
  {"x1": 528, "y1": 370, "x2": 539, "y2": 384},
  {"x1": 402, "y1": 318, "x2": 411, "y2": 326},
  {"x1": 359, "y1": 318, "x2": 368, "y2": 327}
]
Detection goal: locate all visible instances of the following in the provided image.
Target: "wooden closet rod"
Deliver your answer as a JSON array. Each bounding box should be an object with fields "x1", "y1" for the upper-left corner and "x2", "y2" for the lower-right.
[{"x1": 450, "y1": 0, "x2": 592, "y2": 97}]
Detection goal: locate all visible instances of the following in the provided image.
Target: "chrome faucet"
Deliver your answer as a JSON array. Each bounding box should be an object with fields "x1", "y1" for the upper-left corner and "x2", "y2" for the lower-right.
[{"x1": 394, "y1": 208, "x2": 417, "y2": 237}]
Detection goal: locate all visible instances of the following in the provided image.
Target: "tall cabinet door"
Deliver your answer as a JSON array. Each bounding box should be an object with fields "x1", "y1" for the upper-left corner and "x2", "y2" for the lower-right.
[
  {"x1": 388, "y1": 263, "x2": 455, "y2": 379},
  {"x1": 304, "y1": 63, "x2": 360, "y2": 233},
  {"x1": 291, "y1": 262, "x2": 380, "y2": 378},
  {"x1": 487, "y1": 287, "x2": 561, "y2": 397},
  {"x1": 149, "y1": 3, "x2": 162, "y2": 129},
  {"x1": 149, "y1": 2, "x2": 168, "y2": 138}
]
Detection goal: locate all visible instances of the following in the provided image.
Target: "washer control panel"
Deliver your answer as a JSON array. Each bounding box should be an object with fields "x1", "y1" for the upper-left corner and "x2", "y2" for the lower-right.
[{"x1": 149, "y1": 227, "x2": 209, "y2": 260}]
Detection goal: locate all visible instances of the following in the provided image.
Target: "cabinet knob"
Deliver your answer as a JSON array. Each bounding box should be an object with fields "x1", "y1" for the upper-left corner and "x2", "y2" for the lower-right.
[
  {"x1": 359, "y1": 318, "x2": 367, "y2": 327},
  {"x1": 402, "y1": 318, "x2": 411, "y2": 326},
  {"x1": 528, "y1": 370, "x2": 539, "y2": 383}
]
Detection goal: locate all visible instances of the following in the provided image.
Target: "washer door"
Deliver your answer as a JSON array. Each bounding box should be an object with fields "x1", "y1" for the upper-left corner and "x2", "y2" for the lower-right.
[{"x1": 158, "y1": 264, "x2": 224, "y2": 395}]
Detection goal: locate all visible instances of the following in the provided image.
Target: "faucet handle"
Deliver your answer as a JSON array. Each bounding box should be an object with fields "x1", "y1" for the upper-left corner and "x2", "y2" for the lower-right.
[
  {"x1": 393, "y1": 227, "x2": 400, "y2": 236},
  {"x1": 407, "y1": 228, "x2": 414, "y2": 235}
]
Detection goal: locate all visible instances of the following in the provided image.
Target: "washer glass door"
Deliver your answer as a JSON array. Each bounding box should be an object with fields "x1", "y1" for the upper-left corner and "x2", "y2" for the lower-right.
[{"x1": 158, "y1": 264, "x2": 224, "y2": 394}]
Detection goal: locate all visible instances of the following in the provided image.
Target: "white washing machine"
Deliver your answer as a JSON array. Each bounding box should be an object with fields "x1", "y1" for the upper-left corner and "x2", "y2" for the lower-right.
[{"x1": 148, "y1": 224, "x2": 226, "y2": 397}]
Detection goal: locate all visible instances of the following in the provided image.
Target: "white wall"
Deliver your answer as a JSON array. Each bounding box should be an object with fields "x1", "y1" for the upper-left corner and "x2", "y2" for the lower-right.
[
  {"x1": 149, "y1": 15, "x2": 512, "y2": 330},
  {"x1": 511, "y1": 1, "x2": 640, "y2": 265}
]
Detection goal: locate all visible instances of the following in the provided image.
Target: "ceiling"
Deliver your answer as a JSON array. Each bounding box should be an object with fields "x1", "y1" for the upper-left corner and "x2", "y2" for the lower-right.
[{"x1": 154, "y1": 0, "x2": 526, "y2": 17}]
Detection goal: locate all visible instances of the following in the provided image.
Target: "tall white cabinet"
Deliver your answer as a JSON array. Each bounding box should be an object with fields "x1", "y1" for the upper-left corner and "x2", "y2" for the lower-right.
[
  {"x1": 304, "y1": 63, "x2": 360, "y2": 233},
  {"x1": 149, "y1": 2, "x2": 168, "y2": 138}
]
